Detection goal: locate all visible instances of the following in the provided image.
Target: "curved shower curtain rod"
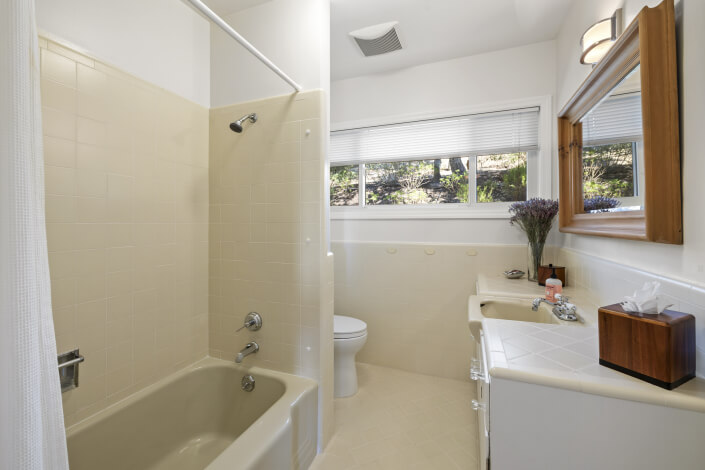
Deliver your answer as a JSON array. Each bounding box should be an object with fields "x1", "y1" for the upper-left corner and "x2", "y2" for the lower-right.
[{"x1": 185, "y1": 0, "x2": 302, "y2": 92}]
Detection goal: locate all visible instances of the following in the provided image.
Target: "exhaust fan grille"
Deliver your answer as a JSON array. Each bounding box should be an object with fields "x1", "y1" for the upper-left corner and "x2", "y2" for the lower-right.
[{"x1": 352, "y1": 27, "x2": 402, "y2": 57}]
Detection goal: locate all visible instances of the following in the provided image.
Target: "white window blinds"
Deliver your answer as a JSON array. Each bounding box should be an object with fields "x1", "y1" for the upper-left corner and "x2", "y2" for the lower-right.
[
  {"x1": 581, "y1": 92, "x2": 643, "y2": 146},
  {"x1": 330, "y1": 107, "x2": 540, "y2": 165}
]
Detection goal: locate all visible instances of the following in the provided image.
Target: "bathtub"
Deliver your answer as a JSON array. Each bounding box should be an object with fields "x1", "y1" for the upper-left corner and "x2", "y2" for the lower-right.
[{"x1": 66, "y1": 357, "x2": 318, "y2": 470}]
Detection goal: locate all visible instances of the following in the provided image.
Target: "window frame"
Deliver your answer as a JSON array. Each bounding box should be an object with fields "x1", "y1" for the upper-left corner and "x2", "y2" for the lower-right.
[{"x1": 329, "y1": 96, "x2": 553, "y2": 220}]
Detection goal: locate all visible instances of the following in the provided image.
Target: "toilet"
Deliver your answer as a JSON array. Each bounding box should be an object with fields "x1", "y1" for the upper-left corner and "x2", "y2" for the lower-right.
[{"x1": 333, "y1": 315, "x2": 367, "y2": 398}]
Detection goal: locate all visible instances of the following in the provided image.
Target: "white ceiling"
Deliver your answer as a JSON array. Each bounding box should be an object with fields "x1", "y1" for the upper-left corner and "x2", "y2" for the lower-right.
[
  {"x1": 332, "y1": 0, "x2": 578, "y2": 81},
  {"x1": 203, "y1": 0, "x2": 271, "y2": 17}
]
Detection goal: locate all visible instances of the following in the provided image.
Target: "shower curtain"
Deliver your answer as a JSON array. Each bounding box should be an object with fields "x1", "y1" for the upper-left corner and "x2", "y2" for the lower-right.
[{"x1": 0, "y1": 0, "x2": 70, "y2": 468}]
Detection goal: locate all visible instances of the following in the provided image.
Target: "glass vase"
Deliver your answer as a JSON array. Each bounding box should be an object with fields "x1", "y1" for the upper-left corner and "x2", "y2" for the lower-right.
[{"x1": 527, "y1": 241, "x2": 545, "y2": 282}]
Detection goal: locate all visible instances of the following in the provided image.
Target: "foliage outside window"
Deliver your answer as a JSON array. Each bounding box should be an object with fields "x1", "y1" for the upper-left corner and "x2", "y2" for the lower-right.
[
  {"x1": 330, "y1": 165, "x2": 359, "y2": 206},
  {"x1": 476, "y1": 153, "x2": 526, "y2": 203},
  {"x1": 582, "y1": 142, "x2": 636, "y2": 199},
  {"x1": 365, "y1": 158, "x2": 470, "y2": 205},
  {"x1": 329, "y1": 153, "x2": 527, "y2": 206}
]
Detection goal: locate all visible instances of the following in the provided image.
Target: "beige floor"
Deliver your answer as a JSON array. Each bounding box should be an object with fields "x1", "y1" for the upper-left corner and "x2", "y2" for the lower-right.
[{"x1": 310, "y1": 363, "x2": 479, "y2": 470}]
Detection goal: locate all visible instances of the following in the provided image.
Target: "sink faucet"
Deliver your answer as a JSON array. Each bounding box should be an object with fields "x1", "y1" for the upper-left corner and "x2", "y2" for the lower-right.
[
  {"x1": 532, "y1": 294, "x2": 581, "y2": 322},
  {"x1": 235, "y1": 342, "x2": 259, "y2": 363}
]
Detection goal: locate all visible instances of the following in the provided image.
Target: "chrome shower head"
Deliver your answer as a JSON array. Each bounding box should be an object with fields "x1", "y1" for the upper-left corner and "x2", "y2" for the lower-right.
[{"x1": 229, "y1": 113, "x2": 257, "y2": 133}]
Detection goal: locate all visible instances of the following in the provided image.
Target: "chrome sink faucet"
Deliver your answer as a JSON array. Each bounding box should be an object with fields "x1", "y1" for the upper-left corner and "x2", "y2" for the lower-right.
[
  {"x1": 532, "y1": 294, "x2": 581, "y2": 322},
  {"x1": 235, "y1": 342, "x2": 259, "y2": 363}
]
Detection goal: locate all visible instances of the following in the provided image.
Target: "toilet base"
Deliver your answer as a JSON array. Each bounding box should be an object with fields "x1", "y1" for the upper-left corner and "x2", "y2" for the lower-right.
[
  {"x1": 334, "y1": 353, "x2": 358, "y2": 398},
  {"x1": 333, "y1": 333, "x2": 367, "y2": 398}
]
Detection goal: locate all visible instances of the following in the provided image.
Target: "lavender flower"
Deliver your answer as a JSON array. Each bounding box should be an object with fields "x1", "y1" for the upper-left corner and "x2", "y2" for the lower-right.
[
  {"x1": 509, "y1": 198, "x2": 559, "y2": 281},
  {"x1": 583, "y1": 196, "x2": 620, "y2": 213},
  {"x1": 509, "y1": 198, "x2": 559, "y2": 246}
]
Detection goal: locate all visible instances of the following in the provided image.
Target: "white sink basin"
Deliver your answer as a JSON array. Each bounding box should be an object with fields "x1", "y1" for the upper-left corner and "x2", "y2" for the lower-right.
[
  {"x1": 481, "y1": 298, "x2": 560, "y2": 323},
  {"x1": 468, "y1": 295, "x2": 576, "y2": 341}
]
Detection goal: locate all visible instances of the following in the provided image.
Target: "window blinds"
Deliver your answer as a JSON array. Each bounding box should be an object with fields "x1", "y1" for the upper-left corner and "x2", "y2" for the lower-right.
[
  {"x1": 330, "y1": 107, "x2": 540, "y2": 165},
  {"x1": 581, "y1": 92, "x2": 643, "y2": 146}
]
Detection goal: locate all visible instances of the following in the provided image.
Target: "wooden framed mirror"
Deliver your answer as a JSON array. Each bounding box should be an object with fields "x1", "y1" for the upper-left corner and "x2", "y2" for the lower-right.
[{"x1": 557, "y1": 0, "x2": 681, "y2": 244}]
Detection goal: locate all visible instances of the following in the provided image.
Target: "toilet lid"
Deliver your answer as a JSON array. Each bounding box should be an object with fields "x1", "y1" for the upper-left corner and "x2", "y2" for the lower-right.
[{"x1": 334, "y1": 315, "x2": 367, "y2": 339}]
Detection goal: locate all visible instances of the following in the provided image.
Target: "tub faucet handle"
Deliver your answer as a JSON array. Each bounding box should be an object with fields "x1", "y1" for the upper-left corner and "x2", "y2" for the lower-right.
[{"x1": 236, "y1": 312, "x2": 262, "y2": 332}]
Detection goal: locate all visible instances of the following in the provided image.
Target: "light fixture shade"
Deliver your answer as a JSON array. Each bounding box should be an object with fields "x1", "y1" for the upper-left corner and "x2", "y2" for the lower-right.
[{"x1": 580, "y1": 9, "x2": 623, "y2": 65}]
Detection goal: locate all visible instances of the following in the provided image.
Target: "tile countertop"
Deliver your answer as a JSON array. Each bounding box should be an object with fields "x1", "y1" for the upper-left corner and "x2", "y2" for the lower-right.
[{"x1": 475, "y1": 274, "x2": 705, "y2": 414}]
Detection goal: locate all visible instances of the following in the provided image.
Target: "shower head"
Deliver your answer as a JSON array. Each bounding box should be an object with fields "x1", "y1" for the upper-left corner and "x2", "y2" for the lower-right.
[{"x1": 229, "y1": 113, "x2": 257, "y2": 133}]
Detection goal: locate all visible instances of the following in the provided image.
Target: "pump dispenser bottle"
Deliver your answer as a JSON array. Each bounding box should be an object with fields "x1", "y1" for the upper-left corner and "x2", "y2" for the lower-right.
[{"x1": 545, "y1": 267, "x2": 563, "y2": 302}]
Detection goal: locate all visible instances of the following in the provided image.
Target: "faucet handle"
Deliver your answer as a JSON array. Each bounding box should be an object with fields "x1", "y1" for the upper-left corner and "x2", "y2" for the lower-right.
[{"x1": 236, "y1": 312, "x2": 262, "y2": 332}]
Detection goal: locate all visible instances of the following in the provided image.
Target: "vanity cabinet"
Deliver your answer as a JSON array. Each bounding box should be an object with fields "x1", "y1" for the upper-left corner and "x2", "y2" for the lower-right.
[
  {"x1": 473, "y1": 334, "x2": 490, "y2": 470},
  {"x1": 488, "y1": 376, "x2": 705, "y2": 470},
  {"x1": 470, "y1": 275, "x2": 705, "y2": 469}
]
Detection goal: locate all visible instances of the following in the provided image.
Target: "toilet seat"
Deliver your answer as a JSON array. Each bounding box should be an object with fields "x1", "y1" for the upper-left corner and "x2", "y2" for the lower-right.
[{"x1": 334, "y1": 315, "x2": 367, "y2": 339}]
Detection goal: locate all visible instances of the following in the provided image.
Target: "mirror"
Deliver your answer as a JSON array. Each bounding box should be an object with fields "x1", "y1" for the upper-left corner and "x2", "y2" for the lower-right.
[
  {"x1": 557, "y1": 0, "x2": 681, "y2": 244},
  {"x1": 580, "y1": 65, "x2": 643, "y2": 213}
]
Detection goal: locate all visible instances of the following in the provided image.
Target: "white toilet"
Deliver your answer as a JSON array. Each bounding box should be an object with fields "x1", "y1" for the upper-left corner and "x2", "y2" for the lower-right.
[{"x1": 333, "y1": 315, "x2": 367, "y2": 398}]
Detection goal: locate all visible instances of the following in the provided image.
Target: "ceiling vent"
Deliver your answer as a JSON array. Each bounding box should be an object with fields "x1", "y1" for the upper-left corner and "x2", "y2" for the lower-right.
[{"x1": 349, "y1": 21, "x2": 402, "y2": 57}]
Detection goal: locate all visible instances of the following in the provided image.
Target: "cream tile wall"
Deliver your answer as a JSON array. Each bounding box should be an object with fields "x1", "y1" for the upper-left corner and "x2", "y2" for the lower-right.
[
  {"x1": 208, "y1": 90, "x2": 332, "y2": 450},
  {"x1": 332, "y1": 241, "x2": 529, "y2": 380},
  {"x1": 40, "y1": 38, "x2": 209, "y2": 426},
  {"x1": 557, "y1": 247, "x2": 705, "y2": 378},
  {"x1": 208, "y1": 90, "x2": 329, "y2": 375}
]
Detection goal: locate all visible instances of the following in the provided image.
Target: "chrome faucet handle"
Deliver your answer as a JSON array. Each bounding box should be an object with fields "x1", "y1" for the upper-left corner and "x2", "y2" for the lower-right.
[
  {"x1": 236, "y1": 312, "x2": 262, "y2": 332},
  {"x1": 235, "y1": 322, "x2": 252, "y2": 332}
]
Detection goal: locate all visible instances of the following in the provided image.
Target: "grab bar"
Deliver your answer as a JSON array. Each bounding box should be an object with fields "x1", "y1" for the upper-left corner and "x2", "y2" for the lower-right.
[
  {"x1": 58, "y1": 355, "x2": 84, "y2": 369},
  {"x1": 58, "y1": 349, "x2": 84, "y2": 392}
]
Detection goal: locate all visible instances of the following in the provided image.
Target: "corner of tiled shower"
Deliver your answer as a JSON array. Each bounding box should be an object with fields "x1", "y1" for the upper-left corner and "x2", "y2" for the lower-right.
[{"x1": 42, "y1": 36, "x2": 335, "y2": 435}]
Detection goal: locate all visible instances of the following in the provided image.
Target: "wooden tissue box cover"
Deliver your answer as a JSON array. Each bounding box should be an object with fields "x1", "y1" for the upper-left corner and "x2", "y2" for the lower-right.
[{"x1": 598, "y1": 303, "x2": 695, "y2": 390}]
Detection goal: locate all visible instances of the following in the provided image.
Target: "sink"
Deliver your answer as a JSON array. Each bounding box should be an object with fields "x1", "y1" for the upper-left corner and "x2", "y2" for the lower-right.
[
  {"x1": 468, "y1": 295, "x2": 562, "y2": 341},
  {"x1": 480, "y1": 299, "x2": 559, "y2": 324}
]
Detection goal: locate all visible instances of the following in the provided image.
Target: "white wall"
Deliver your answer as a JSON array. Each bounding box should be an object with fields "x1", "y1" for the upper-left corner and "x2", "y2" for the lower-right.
[
  {"x1": 334, "y1": 219, "x2": 544, "y2": 245},
  {"x1": 210, "y1": 0, "x2": 329, "y2": 107},
  {"x1": 35, "y1": 0, "x2": 210, "y2": 107},
  {"x1": 332, "y1": 40, "x2": 555, "y2": 126},
  {"x1": 330, "y1": 40, "x2": 557, "y2": 244},
  {"x1": 554, "y1": 0, "x2": 705, "y2": 287}
]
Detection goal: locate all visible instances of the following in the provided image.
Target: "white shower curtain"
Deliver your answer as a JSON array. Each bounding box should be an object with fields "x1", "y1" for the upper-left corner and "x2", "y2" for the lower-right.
[{"x1": 0, "y1": 0, "x2": 70, "y2": 468}]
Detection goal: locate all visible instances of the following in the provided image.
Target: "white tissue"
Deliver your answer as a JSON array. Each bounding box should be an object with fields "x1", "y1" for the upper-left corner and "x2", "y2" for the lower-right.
[{"x1": 621, "y1": 281, "x2": 673, "y2": 314}]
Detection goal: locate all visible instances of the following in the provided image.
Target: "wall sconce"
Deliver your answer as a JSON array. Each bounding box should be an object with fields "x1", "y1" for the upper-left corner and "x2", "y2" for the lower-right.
[{"x1": 580, "y1": 9, "x2": 623, "y2": 65}]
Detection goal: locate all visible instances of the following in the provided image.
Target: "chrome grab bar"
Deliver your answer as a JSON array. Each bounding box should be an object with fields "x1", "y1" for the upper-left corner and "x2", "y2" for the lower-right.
[
  {"x1": 58, "y1": 355, "x2": 84, "y2": 369},
  {"x1": 58, "y1": 349, "x2": 84, "y2": 392}
]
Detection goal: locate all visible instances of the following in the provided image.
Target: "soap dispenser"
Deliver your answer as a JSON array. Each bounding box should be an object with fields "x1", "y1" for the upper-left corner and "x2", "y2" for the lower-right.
[{"x1": 545, "y1": 267, "x2": 563, "y2": 302}]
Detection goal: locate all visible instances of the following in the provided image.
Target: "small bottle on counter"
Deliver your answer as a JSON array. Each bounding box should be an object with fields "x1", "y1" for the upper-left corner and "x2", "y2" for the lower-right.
[{"x1": 545, "y1": 267, "x2": 563, "y2": 302}]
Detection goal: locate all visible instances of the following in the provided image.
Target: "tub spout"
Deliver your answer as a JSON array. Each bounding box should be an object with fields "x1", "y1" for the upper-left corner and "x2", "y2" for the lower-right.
[{"x1": 235, "y1": 342, "x2": 259, "y2": 363}]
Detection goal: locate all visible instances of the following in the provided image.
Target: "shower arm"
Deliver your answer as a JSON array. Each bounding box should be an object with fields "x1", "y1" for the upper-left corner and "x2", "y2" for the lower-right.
[{"x1": 185, "y1": 0, "x2": 302, "y2": 92}]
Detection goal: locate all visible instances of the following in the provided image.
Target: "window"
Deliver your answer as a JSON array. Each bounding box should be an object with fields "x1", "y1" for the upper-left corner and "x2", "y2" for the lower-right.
[
  {"x1": 330, "y1": 165, "x2": 359, "y2": 206},
  {"x1": 475, "y1": 153, "x2": 527, "y2": 203},
  {"x1": 582, "y1": 142, "x2": 638, "y2": 199},
  {"x1": 365, "y1": 158, "x2": 471, "y2": 205},
  {"x1": 329, "y1": 103, "x2": 547, "y2": 217},
  {"x1": 581, "y1": 91, "x2": 643, "y2": 211}
]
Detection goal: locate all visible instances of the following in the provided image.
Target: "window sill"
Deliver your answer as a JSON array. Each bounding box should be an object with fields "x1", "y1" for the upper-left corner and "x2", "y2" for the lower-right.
[{"x1": 330, "y1": 204, "x2": 513, "y2": 220}]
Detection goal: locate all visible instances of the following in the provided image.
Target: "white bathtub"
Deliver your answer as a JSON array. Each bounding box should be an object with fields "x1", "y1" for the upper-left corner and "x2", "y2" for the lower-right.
[{"x1": 66, "y1": 357, "x2": 318, "y2": 470}]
